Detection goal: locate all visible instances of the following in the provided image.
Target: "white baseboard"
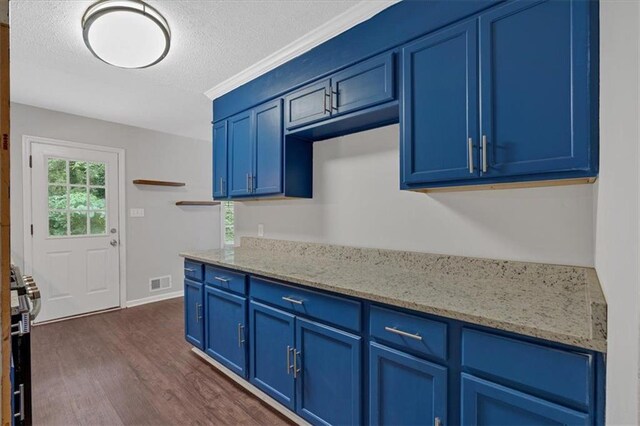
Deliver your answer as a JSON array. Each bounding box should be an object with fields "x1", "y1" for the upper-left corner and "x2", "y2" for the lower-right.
[
  {"x1": 126, "y1": 290, "x2": 184, "y2": 308},
  {"x1": 192, "y1": 348, "x2": 310, "y2": 426}
]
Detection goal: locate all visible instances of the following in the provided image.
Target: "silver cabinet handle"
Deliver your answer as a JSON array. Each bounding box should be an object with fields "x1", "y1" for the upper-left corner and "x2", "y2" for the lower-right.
[
  {"x1": 435, "y1": 417, "x2": 442, "y2": 426},
  {"x1": 13, "y1": 384, "x2": 24, "y2": 421},
  {"x1": 252, "y1": 175, "x2": 256, "y2": 193},
  {"x1": 214, "y1": 276, "x2": 229, "y2": 283},
  {"x1": 293, "y1": 349, "x2": 301, "y2": 378},
  {"x1": 482, "y1": 134, "x2": 488, "y2": 173},
  {"x1": 332, "y1": 90, "x2": 338, "y2": 111},
  {"x1": 246, "y1": 173, "x2": 250, "y2": 192},
  {"x1": 286, "y1": 345, "x2": 294, "y2": 375},
  {"x1": 282, "y1": 296, "x2": 304, "y2": 305},
  {"x1": 185, "y1": 268, "x2": 196, "y2": 273},
  {"x1": 324, "y1": 90, "x2": 331, "y2": 114},
  {"x1": 219, "y1": 177, "x2": 225, "y2": 196},
  {"x1": 384, "y1": 326, "x2": 423, "y2": 341},
  {"x1": 196, "y1": 303, "x2": 202, "y2": 322},
  {"x1": 468, "y1": 137, "x2": 474, "y2": 174},
  {"x1": 237, "y1": 323, "x2": 245, "y2": 347}
]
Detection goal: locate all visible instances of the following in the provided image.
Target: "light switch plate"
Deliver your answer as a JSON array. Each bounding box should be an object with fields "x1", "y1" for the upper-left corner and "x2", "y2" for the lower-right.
[
  {"x1": 258, "y1": 223, "x2": 264, "y2": 237},
  {"x1": 130, "y1": 208, "x2": 145, "y2": 218}
]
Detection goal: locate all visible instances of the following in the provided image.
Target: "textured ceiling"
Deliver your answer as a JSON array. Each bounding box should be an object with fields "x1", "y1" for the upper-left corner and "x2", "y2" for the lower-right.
[{"x1": 10, "y1": 0, "x2": 361, "y2": 141}]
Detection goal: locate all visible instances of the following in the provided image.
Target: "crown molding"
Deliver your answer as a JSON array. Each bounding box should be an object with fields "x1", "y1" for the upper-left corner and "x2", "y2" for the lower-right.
[{"x1": 204, "y1": 0, "x2": 400, "y2": 101}]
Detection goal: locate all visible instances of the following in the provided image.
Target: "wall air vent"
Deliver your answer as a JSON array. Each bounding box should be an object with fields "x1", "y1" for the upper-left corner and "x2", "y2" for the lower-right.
[{"x1": 150, "y1": 275, "x2": 172, "y2": 291}]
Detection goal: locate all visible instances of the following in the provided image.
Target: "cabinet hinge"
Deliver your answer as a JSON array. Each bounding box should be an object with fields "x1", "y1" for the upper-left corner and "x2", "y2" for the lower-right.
[
  {"x1": 30, "y1": 224, "x2": 33, "y2": 236},
  {"x1": 29, "y1": 155, "x2": 32, "y2": 168}
]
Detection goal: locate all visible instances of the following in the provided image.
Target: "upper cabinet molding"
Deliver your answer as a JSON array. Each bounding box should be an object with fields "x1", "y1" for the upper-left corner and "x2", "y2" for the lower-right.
[{"x1": 204, "y1": 1, "x2": 400, "y2": 101}]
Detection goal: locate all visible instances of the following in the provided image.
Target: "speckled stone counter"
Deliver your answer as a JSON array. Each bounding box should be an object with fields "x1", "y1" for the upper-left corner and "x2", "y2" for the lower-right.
[{"x1": 180, "y1": 238, "x2": 607, "y2": 352}]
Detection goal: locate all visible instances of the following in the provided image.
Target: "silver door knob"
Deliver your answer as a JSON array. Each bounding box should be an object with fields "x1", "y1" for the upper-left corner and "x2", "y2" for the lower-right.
[{"x1": 110, "y1": 239, "x2": 118, "y2": 247}]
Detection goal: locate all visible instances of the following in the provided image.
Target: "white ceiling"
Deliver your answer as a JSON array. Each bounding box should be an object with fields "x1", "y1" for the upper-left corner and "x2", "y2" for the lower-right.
[{"x1": 10, "y1": 0, "x2": 362, "y2": 141}]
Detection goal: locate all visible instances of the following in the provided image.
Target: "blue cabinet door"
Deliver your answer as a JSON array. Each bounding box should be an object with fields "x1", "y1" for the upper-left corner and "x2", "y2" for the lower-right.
[
  {"x1": 461, "y1": 374, "x2": 590, "y2": 425},
  {"x1": 228, "y1": 110, "x2": 253, "y2": 197},
  {"x1": 331, "y1": 52, "x2": 395, "y2": 117},
  {"x1": 212, "y1": 120, "x2": 228, "y2": 198},
  {"x1": 369, "y1": 342, "x2": 447, "y2": 426},
  {"x1": 479, "y1": 0, "x2": 593, "y2": 178},
  {"x1": 295, "y1": 317, "x2": 361, "y2": 426},
  {"x1": 184, "y1": 279, "x2": 204, "y2": 349},
  {"x1": 284, "y1": 79, "x2": 331, "y2": 130},
  {"x1": 249, "y1": 301, "x2": 296, "y2": 410},
  {"x1": 253, "y1": 99, "x2": 283, "y2": 196},
  {"x1": 204, "y1": 286, "x2": 247, "y2": 378},
  {"x1": 401, "y1": 19, "x2": 479, "y2": 185}
]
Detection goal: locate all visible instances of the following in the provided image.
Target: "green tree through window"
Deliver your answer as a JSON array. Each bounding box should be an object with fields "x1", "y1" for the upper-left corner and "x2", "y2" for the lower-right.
[{"x1": 223, "y1": 201, "x2": 234, "y2": 246}]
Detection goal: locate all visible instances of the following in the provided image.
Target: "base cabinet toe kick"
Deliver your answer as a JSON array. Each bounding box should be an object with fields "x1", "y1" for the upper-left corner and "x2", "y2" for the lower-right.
[{"x1": 183, "y1": 260, "x2": 605, "y2": 425}]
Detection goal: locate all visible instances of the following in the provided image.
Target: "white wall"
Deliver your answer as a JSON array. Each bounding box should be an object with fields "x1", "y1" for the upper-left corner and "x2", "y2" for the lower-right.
[
  {"x1": 596, "y1": 1, "x2": 640, "y2": 424},
  {"x1": 10, "y1": 103, "x2": 221, "y2": 303},
  {"x1": 236, "y1": 124, "x2": 595, "y2": 266}
]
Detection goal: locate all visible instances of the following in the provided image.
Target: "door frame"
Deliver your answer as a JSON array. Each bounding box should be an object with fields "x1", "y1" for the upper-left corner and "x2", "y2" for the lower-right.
[{"x1": 21, "y1": 135, "x2": 127, "y2": 309}]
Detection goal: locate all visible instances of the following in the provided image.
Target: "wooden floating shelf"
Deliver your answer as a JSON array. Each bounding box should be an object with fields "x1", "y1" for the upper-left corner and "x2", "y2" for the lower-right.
[
  {"x1": 175, "y1": 201, "x2": 220, "y2": 206},
  {"x1": 133, "y1": 179, "x2": 185, "y2": 187}
]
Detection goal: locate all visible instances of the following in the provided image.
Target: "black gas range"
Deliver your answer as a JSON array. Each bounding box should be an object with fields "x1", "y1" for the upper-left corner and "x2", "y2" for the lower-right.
[{"x1": 10, "y1": 265, "x2": 40, "y2": 426}]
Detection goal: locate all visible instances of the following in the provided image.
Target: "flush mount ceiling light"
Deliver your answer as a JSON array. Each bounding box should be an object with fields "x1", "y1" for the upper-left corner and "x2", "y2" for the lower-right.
[{"x1": 82, "y1": 0, "x2": 171, "y2": 69}]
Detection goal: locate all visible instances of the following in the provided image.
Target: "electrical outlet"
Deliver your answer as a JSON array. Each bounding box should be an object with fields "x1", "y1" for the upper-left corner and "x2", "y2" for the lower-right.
[
  {"x1": 130, "y1": 208, "x2": 145, "y2": 218},
  {"x1": 258, "y1": 223, "x2": 264, "y2": 237}
]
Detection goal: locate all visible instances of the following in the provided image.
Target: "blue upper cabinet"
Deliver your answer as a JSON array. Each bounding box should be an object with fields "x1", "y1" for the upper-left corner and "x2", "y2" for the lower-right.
[
  {"x1": 284, "y1": 79, "x2": 331, "y2": 130},
  {"x1": 401, "y1": 20, "x2": 479, "y2": 185},
  {"x1": 295, "y1": 317, "x2": 361, "y2": 426},
  {"x1": 212, "y1": 121, "x2": 227, "y2": 199},
  {"x1": 331, "y1": 53, "x2": 395, "y2": 118},
  {"x1": 253, "y1": 100, "x2": 283, "y2": 195},
  {"x1": 204, "y1": 286, "x2": 247, "y2": 378},
  {"x1": 228, "y1": 110, "x2": 253, "y2": 197},
  {"x1": 370, "y1": 342, "x2": 447, "y2": 426},
  {"x1": 461, "y1": 374, "x2": 590, "y2": 426},
  {"x1": 284, "y1": 52, "x2": 396, "y2": 133},
  {"x1": 184, "y1": 279, "x2": 204, "y2": 349},
  {"x1": 479, "y1": 0, "x2": 595, "y2": 179},
  {"x1": 400, "y1": 0, "x2": 597, "y2": 190}
]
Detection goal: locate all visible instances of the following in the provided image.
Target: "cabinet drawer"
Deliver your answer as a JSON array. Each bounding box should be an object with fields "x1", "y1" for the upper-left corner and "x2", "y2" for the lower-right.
[
  {"x1": 462, "y1": 328, "x2": 592, "y2": 409},
  {"x1": 184, "y1": 260, "x2": 203, "y2": 282},
  {"x1": 370, "y1": 305, "x2": 447, "y2": 361},
  {"x1": 205, "y1": 265, "x2": 247, "y2": 295},
  {"x1": 250, "y1": 277, "x2": 361, "y2": 332}
]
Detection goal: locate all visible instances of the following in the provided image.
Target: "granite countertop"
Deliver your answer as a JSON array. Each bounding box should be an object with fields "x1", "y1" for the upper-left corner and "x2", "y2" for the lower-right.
[{"x1": 180, "y1": 238, "x2": 607, "y2": 352}]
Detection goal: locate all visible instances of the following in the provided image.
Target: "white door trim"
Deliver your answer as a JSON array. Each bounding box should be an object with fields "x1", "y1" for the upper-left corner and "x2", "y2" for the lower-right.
[{"x1": 22, "y1": 135, "x2": 127, "y2": 308}]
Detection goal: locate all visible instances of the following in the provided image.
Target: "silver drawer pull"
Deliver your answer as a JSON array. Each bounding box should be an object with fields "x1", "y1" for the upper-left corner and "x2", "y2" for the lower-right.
[
  {"x1": 384, "y1": 326, "x2": 423, "y2": 341},
  {"x1": 214, "y1": 276, "x2": 229, "y2": 283},
  {"x1": 435, "y1": 417, "x2": 442, "y2": 426},
  {"x1": 282, "y1": 296, "x2": 304, "y2": 305},
  {"x1": 185, "y1": 268, "x2": 197, "y2": 273}
]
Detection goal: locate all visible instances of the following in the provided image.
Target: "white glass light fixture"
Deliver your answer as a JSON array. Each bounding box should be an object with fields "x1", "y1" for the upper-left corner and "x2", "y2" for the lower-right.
[{"x1": 82, "y1": 0, "x2": 171, "y2": 69}]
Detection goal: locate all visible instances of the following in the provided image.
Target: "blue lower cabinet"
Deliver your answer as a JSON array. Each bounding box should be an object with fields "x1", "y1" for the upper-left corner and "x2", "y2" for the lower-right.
[
  {"x1": 204, "y1": 286, "x2": 247, "y2": 378},
  {"x1": 184, "y1": 279, "x2": 204, "y2": 349},
  {"x1": 369, "y1": 342, "x2": 447, "y2": 426},
  {"x1": 295, "y1": 317, "x2": 362, "y2": 426},
  {"x1": 249, "y1": 301, "x2": 296, "y2": 410},
  {"x1": 461, "y1": 374, "x2": 590, "y2": 426}
]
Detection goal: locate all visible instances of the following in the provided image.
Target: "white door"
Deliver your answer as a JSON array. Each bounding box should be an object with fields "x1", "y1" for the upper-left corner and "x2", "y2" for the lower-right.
[{"x1": 30, "y1": 141, "x2": 121, "y2": 322}]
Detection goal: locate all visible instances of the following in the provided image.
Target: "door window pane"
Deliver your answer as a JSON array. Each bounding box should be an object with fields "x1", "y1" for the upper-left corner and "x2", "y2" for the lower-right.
[
  {"x1": 89, "y1": 188, "x2": 106, "y2": 210},
  {"x1": 69, "y1": 187, "x2": 88, "y2": 210},
  {"x1": 70, "y1": 211, "x2": 88, "y2": 235},
  {"x1": 48, "y1": 185, "x2": 67, "y2": 209},
  {"x1": 69, "y1": 161, "x2": 87, "y2": 185},
  {"x1": 46, "y1": 157, "x2": 108, "y2": 237},
  {"x1": 89, "y1": 162, "x2": 105, "y2": 186},
  {"x1": 49, "y1": 211, "x2": 68, "y2": 236},
  {"x1": 48, "y1": 158, "x2": 67, "y2": 184},
  {"x1": 90, "y1": 211, "x2": 106, "y2": 235}
]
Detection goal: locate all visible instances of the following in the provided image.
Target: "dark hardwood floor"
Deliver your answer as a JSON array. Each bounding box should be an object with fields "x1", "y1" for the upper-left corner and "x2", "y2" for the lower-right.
[{"x1": 32, "y1": 297, "x2": 292, "y2": 426}]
